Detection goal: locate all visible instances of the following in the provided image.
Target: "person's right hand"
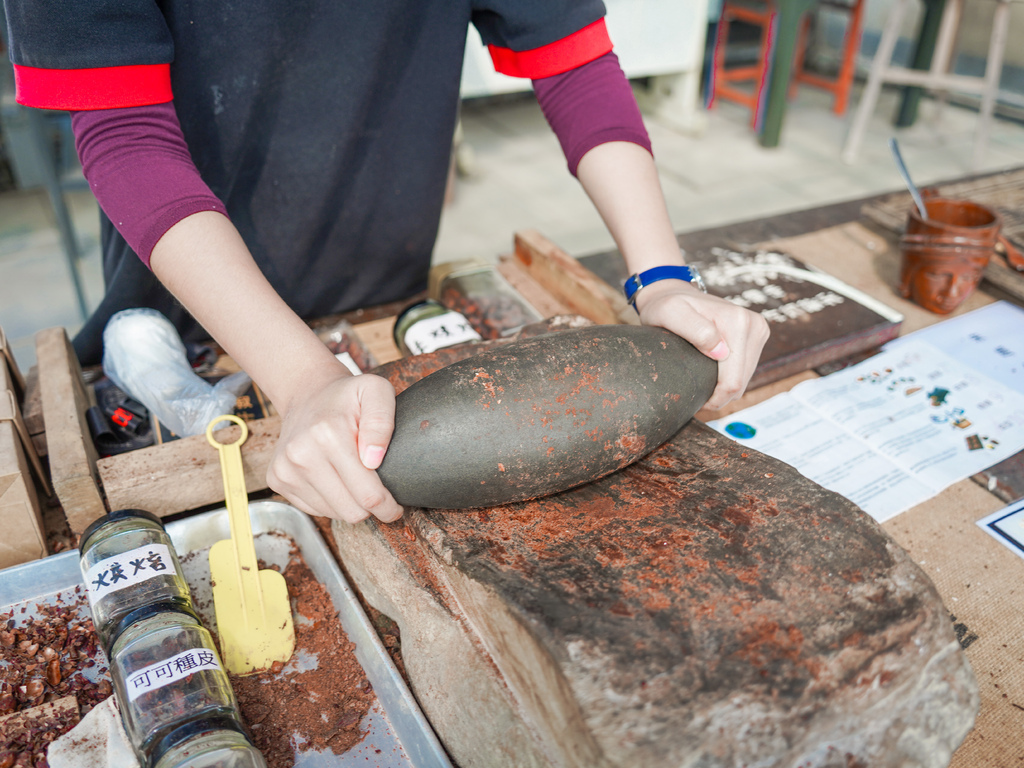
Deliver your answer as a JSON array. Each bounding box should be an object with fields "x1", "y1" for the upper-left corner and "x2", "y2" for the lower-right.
[{"x1": 266, "y1": 369, "x2": 403, "y2": 525}]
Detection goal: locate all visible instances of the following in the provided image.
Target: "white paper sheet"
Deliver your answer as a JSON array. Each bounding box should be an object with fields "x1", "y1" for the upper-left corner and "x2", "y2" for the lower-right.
[
  {"x1": 977, "y1": 497, "x2": 1024, "y2": 562},
  {"x1": 710, "y1": 335, "x2": 1024, "y2": 523},
  {"x1": 885, "y1": 301, "x2": 1024, "y2": 394}
]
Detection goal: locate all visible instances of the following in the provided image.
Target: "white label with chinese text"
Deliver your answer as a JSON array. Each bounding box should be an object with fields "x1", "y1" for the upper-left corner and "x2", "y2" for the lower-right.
[
  {"x1": 126, "y1": 647, "x2": 223, "y2": 702},
  {"x1": 85, "y1": 543, "x2": 175, "y2": 607},
  {"x1": 403, "y1": 311, "x2": 481, "y2": 354}
]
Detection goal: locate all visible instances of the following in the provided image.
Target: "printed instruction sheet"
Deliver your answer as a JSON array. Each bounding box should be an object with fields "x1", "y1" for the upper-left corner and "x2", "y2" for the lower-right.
[{"x1": 710, "y1": 304, "x2": 1024, "y2": 522}]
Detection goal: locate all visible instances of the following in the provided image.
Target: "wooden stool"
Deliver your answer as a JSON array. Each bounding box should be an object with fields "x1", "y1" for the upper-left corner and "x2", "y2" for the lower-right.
[
  {"x1": 790, "y1": 0, "x2": 866, "y2": 114},
  {"x1": 709, "y1": 0, "x2": 865, "y2": 127},
  {"x1": 842, "y1": 0, "x2": 1018, "y2": 169},
  {"x1": 709, "y1": 0, "x2": 777, "y2": 128}
]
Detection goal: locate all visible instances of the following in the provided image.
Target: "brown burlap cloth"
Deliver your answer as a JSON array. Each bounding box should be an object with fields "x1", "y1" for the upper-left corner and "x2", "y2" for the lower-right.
[{"x1": 704, "y1": 221, "x2": 1023, "y2": 766}]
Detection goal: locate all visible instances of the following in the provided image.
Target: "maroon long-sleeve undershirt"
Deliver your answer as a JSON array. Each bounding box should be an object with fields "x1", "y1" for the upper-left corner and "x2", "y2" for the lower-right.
[
  {"x1": 71, "y1": 50, "x2": 650, "y2": 267},
  {"x1": 532, "y1": 51, "x2": 651, "y2": 175},
  {"x1": 72, "y1": 104, "x2": 227, "y2": 268}
]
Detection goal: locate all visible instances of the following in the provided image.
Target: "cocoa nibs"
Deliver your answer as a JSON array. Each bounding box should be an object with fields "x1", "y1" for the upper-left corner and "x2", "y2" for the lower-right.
[
  {"x1": 0, "y1": 595, "x2": 112, "y2": 767},
  {"x1": 0, "y1": 701, "x2": 81, "y2": 768},
  {"x1": 225, "y1": 556, "x2": 376, "y2": 768},
  {"x1": 323, "y1": 332, "x2": 375, "y2": 372},
  {"x1": 3, "y1": 548, "x2": 377, "y2": 768},
  {"x1": 440, "y1": 285, "x2": 534, "y2": 340}
]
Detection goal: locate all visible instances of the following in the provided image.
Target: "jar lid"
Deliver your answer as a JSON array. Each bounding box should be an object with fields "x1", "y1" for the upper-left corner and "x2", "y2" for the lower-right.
[
  {"x1": 392, "y1": 299, "x2": 445, "y2": 348},
  {"x1": 103, "y1": 600, "x2": 198, "y2": 658},
  {"x1": 149, "y1": 715, "x2": 254, "y2": 768},
  {"x1": 79, "y1": 508, "x2": 166, "y2": 554}
]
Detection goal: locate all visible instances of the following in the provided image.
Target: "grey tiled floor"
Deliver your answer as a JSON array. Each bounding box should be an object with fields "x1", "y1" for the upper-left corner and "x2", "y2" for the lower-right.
[
  {"x1": 437, "y1": 85, "x2": 1024, "y2": 263},
  {"x1": 2, "y1": 82, "x2": 1023, "y2": 372}
]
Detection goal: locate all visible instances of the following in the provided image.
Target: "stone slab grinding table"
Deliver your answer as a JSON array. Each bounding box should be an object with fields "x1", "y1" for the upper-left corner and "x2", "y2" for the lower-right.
[
  {"x1": 329, "y1": 338, "x2": 979, "y2": 768},
  {"x1": 578, "y1": 187, "x2": 1024, "y2": 767}
]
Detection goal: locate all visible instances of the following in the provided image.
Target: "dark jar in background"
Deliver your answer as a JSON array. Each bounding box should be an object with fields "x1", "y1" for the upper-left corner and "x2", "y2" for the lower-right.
[
  {"x1": 393, "y1": 299, "x2": 482, "y2": 356},
  {"x1": 79, "y1": 508, "x2": 193, "y2": 654}
]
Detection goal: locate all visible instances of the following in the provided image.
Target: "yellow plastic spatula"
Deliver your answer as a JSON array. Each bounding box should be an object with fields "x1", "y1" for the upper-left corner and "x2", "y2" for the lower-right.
[{"x1": 207, "y1": 415, "x2": 295, "y2": 675}]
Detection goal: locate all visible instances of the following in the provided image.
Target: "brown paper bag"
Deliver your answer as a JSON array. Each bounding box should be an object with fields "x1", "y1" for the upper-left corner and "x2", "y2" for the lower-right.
[
  {"x1": 0, "y1": 419, "x2": 46, "y2": 569},
  {"x1": 0, "y1": 349, "x2": 47, "y2": 570}
]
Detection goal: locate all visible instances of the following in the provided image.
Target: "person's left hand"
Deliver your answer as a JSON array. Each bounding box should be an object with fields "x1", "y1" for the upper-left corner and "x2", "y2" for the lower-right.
[{"x1": 633, "y1": 279, "x2": 769, "y2": 410}]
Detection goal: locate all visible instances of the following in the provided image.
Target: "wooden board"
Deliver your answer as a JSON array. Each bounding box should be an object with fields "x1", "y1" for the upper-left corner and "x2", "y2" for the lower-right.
[
  {"x1": 496, "y1": 256, "x2": 573, "y2": 320},
  {"x1": 513, "y1": 230, "x2": 639, "y2": 327},
  {"x1": 96, "y1": 415, "x2": 281, "y2": 518},
  {"x1": 972, "y1": 451, "x2": 1024, "y2": 504},
  {"x1": 352, "y1": 317, "x2": 402, "y2": 365},
  {"x1": 36, "y1": 327, "x2": 105, "y2": 535},
  {"x1": 21, "y1": 366, "x2": 46, "y2": 457},
  {"x1": 578, "y1": 223, "x2": 906, "y2": 390}
]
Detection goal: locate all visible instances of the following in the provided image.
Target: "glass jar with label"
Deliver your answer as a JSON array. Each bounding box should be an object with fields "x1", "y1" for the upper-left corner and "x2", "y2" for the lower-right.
[
  {"x1": 155, "y1": 722, "x2": 267, "y2": 768},
  {"x1": 393, "y1": 299, "x2": 483, "y2": 356},
  {"x1": 109, "y1": 606, "x2": 257, "y2": 768},
  {"x1": 79, "y1": 509, "x2": 193, "y2": 654},
  {"x1": 431, "y1": 261, "x2": 543, "y2": 339}
]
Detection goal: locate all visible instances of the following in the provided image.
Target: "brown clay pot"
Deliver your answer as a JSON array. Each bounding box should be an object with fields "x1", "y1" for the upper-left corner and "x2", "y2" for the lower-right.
[{"x1": 898, "y1": 197, "x2": 1004, "y2": 314}]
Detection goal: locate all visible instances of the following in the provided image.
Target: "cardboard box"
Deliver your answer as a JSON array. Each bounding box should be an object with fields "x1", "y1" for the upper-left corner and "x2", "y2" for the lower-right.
[
  {"x1": 0, "y1": 420, "x2": 46, "y2": 568},
  {"x1": 0, "y1": 344, "x2": 46, "y2": 569},
  {"x1": 0, "y1": 325, "x2": 26, "y2": 399}
]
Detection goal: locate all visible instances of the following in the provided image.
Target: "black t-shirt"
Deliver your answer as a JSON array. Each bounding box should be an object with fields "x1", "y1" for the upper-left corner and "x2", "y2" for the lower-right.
[{"x1": 5, "y1": 0, "x2": 607, "y2": 363}]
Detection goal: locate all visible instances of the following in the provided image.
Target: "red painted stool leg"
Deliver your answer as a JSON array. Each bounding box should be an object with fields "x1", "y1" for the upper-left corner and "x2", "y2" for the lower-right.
[
  {"x1": 790, "y1": 15, "x2": 812, "y2": 101},
  {"x1": 833, "y1": 0, "x2": 866, "y2": 114}
]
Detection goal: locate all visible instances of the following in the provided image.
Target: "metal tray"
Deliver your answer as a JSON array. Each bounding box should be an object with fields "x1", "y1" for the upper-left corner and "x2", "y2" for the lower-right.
[{"x1": 0, "y1": 501, "x2": 452, "y2": 768}]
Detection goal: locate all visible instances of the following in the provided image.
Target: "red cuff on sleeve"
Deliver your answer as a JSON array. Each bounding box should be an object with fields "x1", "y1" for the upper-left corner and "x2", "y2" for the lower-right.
[
  {"x1": 488, "y1": 19, "x2": 613, "y2": 79},
  {"x1": 14, "y1": 63, "x2": 173, "y2": 110}
]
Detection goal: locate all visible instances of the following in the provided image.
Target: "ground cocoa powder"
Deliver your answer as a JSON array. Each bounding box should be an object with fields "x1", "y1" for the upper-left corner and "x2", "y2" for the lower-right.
[
  {"x1": 309, "y1": 517, "x2": 407, "y2": 683},
  {"x1": 225, "y1": 556, "x2": 375, "y2": 768}
]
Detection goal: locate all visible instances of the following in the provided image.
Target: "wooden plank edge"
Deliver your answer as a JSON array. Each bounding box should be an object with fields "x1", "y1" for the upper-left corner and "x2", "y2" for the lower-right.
[
  {"x1": 97, "y1": 416, "x2": 282, "y2": 519},
  {"x1": 512, "y1": 230, "x2": 638, "y2": 326},
  {"x1": 36, "y1": 327, "x2": 106, "y2": 535},
  {"x1": 496, "y1": 256, "x2": 574, "y2": 320}
]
